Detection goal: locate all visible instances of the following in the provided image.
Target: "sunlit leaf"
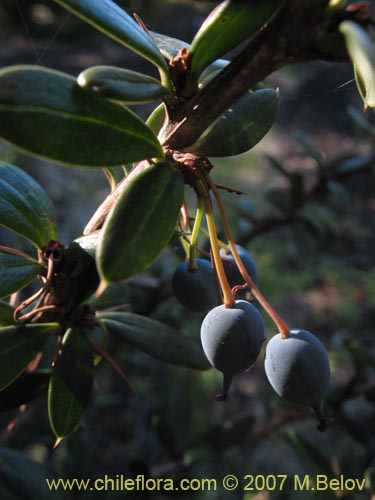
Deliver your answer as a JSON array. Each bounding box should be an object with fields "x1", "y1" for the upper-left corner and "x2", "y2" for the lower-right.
[
  {"x1": 97, "y1": 161, "x2": 184, "y2": 285},
  {"x1": 0, "y1": 162, "x2": 57, "y2": 247},
  {"x1": 0, "y1": 323, "x2": 61, "y2": 390},
  {"x1": 0, "y1": 253, "x2": 44, "y2": 298},
  {"x1": 146, "y1": 103, "x2": 166, "y2": 135},
  {"x1": 53, "y1": 0, "x2": 168, "y2": 76},
  {"x1": 340, "y1": 21, "x2": 375, "y2": 108},
  {"x1": 100, "y1": 312, "x2": 210, "y2": 370},
  {"x1": 77, "y1": 66, "x2": 170, "y2": 104},
  {"x1": 0, "y1": 66, "x2": 163, "y2": 167},
  {"x1": 150, "y1": 31, "x2": 190, "y2": 60},
  {"x1": 48, "y1": 327, "x2": 94, "y2": 439},
  {"x1": 188, "y1": 0, "x2": 281, "y2": 84},
  {"x1": 184, "y1": 89, "x2": 279, "y2": 157}
]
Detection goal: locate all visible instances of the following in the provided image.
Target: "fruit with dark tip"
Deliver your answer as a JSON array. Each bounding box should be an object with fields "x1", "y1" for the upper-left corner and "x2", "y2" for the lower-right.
[
  {"x1": 172, "y1": 258, "x2": 218, "y2": 312},
  {"x1": 264, "y1": 329, "x2": 330, "y2": 420},
  {"x1": 200, "y1": 300, "x2": 264, "y2": 399},
  {"x1": 220, "y1": 244, "x2": 258, "y2": 288}
]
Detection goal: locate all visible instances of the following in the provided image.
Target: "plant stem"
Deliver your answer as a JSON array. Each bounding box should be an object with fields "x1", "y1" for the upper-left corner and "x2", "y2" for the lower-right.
[
  {"x1": 196, "y1": 179, "x2": 234, "y2": 308},
  {"x1": 203, "y1": 171, "x2": 290, "y2": 337},
  {"x1": 189, "y1": 195, "x2": 204, "y2": 270}
]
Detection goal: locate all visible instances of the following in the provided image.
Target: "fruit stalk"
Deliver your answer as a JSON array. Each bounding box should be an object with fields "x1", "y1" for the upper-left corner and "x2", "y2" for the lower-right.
[
  {"x1": 196, "y1": 179, "x2": 234, "y2": 308},
  {"x1": 203, "y1": 171, "x2": 290, "y2": 337}
]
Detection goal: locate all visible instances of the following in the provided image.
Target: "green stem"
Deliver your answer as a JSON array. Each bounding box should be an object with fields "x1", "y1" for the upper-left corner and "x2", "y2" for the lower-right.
[
  {"x1": 196, "y1": 179, "x2": 234, "y2": 308},
  {"x1": 189, "y1": 196, "x2": 204, "y2": 271},
  {"x1": 203, "y1": 171, "x2": 290, "y2": 338}
]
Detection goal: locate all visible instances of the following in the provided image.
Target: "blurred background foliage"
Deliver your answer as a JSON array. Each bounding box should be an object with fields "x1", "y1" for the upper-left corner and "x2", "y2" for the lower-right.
[{"x1": 0, "y1": 1, "x2": 374, "y2": 499}]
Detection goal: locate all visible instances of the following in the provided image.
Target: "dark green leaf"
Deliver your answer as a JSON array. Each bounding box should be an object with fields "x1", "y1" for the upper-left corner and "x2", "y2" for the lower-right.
[
  {"x1": 146, "y1": 103, "x2": 166, "y2": 135},
  {"x1": 0, "y1": 162, "x2": 57, "y2": 247},
  {"x1": 0, "y1": 65, "x2": 163, "y2": 167},
  {"x1": 0, "y1": 447, "x2": 62, "y2": 500},
  {"x1": 184, "y1": 89, "x2": 279, "y2": 157},
  {"x1": 48, "y1": 327, "x2": 94, "y2": 439},
  {"x1": 100, "y1": 312, "x2": 210, "y2": 370},
  {"x1": 188, "y1": 0, "x2": 281, "y2": 84},
  {"x1": 97, "y1": 161, "x2": 184, "y2": 284},
  {"x1": 0, "y1": 370, "x2": 50, "y2": 412},
  {"x1": 340, "y1": 21, "x2": 375, "y2": 109},
  {"x1": 0, "y1": 253, "x2": 44, "y2": 298},
  {"x1": 0, "y1": 300, "x2": 15, "y2": 326},
  {"x1": 0, "y1": 323, "x2": 61, "y2": 390},
  {"x1": 77, "y1": 66, "x2": 170, "y2": 103},
  {"x1": 53, "y1": 0, "x2": 168, "y2": 76}
]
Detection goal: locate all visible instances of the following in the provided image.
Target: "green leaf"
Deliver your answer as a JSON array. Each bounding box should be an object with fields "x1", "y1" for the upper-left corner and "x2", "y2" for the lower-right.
[
  {"x1": 100, "y1": 312, "x2": 210, "y2": 370},
  {"x1": 0, "y1": 370, "x2": 50, "y2": 412},
  {"x1": 0, "y1": 447, "x2": 62, "y2": 500},
  {"x1": 77, "y1": 66, "x2": 170, "y2": 104},
  {"x1": 48, "y1": 327, "x2": 94, "y2": 439},
  {"x1": 0, "y1": 65, "x2": 163, "y2": 167},
  {"x1": 184, "y1": 89, "x2": 279, "y2": 157},
  {"x1": 0, "y1": 323, "x2": 61, "y2": 390},
  {"x1": 97, "y1": 161, "x2": 184, "y2": 284},
  {"x1": 0, "y1": 301, "x2": 15, "y2": 326},
  {"x1": 0, "y1": 253, "x2": 44, "y2": 298},
  {"x1": 73, "y1": 230, "x2": 101, "y2": 259},
  {"x1": 340, "y1": 21, "x2": 375, "y2": 108},
  {"x1": 53, "y1": 0, "x2": 168, "y2": 76},
  {"x1": 188, "y1": 0, "x2": 281, "y2": 84},
  {"x1": 146, "y1": 103, "x2": 166, "y2": 135},
  {"x1": 150, "y1": 31, "x2": 190, "y2": 61},
  {"x1": 0, "y1": 162, "x2": 57, "y2": 247},
  {"x1": 149, "y1": 31, "x2": 228, "y2": 87}
]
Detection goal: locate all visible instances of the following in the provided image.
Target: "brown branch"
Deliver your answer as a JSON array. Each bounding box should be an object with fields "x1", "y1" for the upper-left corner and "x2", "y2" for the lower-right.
[{"x1": 163, "y1": 1, "x2": 373, "y2": 151}]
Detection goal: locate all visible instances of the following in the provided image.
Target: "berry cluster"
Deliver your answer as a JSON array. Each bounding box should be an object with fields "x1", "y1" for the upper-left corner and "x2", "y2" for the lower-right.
[{"x1": 171, "y1": 176, "x2": 331, "y2": 430}]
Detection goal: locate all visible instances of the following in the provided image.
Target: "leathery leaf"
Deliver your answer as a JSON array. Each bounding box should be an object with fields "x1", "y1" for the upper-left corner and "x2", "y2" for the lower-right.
[{"x1": 97, "y1": 162, "x2": 184, "y2": 285}]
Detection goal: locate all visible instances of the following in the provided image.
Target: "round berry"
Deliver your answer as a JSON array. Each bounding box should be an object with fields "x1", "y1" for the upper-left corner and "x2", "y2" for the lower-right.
[
  {"x1": 264, "y1": 329, "x2": 330, "y2": 412},
  {"x1": 172, "y1": 258, "x2": 218, "y2": 312},
  {"x1": 200, "y1": 300, "x2": 264, "y2": 399}
]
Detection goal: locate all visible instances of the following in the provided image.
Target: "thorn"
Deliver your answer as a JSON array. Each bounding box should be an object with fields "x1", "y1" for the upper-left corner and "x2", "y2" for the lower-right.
[
  {"x1": 53, "y1": 436, "x2": 63, "y2": 449},
  {"x1": 133, "y1": 13, "x2": 150, "y2": 35}
]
